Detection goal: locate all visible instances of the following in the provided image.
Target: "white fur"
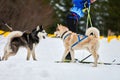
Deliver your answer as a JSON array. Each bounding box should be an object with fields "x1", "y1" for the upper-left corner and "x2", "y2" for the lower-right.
[
  {"x1": 37, "y1": 30, "x2": 47, "y2": 40},
  {"x1": 85, "y1": 27, "x2": 100, "y2": 38},
  {"x1": 7, "y1": 31, "x2": 23, "y2": 40},
  {"x1": 5, "y1": 31, "x2": 23, "y2": 53},
  {"x1": 36, "y1": 26, "x2": 40, "y2": 31},
  {"x1": 2, "y1": 26, "x2": 47, "y2": 61}
]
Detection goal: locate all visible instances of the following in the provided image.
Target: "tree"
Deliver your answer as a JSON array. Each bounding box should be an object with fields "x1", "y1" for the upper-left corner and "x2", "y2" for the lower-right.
[
  {"x1": 1, "y1": 0, "x2": 119, "y2": 35},
  {"x1": 105, "y1": 0, "x2": 120, "y2": 36},
  {"x1": 49, "y1": 0, "x2": 72, "y2": 33},
  {"x1": 50, "y1": 0, "x2": 120, "y2": 35},
  {"x1": 90, "y1": 0, "x2": 109, "y2": 36},
  {"x1": 0, "y1": 0, "x2": 53, "y2": 31},
  {"x1": 50, "y1": 0, "x2": 109, "y2": 35}
]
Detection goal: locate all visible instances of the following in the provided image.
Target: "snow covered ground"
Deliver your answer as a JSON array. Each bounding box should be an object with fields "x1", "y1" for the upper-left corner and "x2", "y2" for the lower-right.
[{"x1": 0, "y1": 36, "x2": 120, "y2": 80}]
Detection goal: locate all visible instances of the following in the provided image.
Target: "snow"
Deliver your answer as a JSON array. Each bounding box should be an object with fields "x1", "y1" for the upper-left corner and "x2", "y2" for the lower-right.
[{"x1": 0, "y1": 36, "x2": 120, "y2": 80}]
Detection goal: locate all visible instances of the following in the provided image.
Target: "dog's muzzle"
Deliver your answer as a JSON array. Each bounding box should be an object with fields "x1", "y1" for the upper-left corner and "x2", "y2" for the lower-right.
[
  {"x1": 54, "y1": 32, "x2": 60, "y2": 38},
  {"x1": 56, "y1": 35, "x2": 60, "y2": 38},
  {"x1": 43, "y1": 33, "x2": 48, "y2": 39},
  {"x1": 43, "y1": 36, "x2": 45, "y2": 39}
]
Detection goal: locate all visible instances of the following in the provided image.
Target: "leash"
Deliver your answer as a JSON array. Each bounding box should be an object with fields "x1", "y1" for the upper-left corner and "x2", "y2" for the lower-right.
[
  {"x1": 86, "y1": 5, "x2": 93, "y2": 29},
  {"x1": 76, "y1": 4, "x2": 93, "y2": 62},
  {"x1": 83, "y1": 4, "x2": 93, "y2": 61}
]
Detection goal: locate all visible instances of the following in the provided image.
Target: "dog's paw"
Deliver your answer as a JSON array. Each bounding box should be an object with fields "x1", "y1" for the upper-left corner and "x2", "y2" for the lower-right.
[
  {"x1": 92, "y1": 64, "x2": 97, "y2": 67},
  {"x1": 70, "y1": 60, "x2": 76, "y2": 63},
  {"x1": 33, "y1": 58, "x2": 37, "y2": 61},
  {"x1": 0, "y1": 56, "x2": 1, "y2": 61}
]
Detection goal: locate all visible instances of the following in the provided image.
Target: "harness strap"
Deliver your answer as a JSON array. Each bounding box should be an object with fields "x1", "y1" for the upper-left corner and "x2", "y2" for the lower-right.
[
  {"x1": 63, "y1": 33, "x2": 71, "y2": 40},
  {"x1": 61, "y1": 31, "x2": 68, "y2": 39},
  {"x1": 71, "y1": 35, "x2": 88, "y2": 48},
  {"x1": 61, "y1": 31, "x2": 71, "y2": 40}
]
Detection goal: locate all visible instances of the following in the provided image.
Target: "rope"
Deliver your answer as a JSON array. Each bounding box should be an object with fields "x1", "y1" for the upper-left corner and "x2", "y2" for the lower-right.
[
  {"x1": 86, "y1": 5, "x2": 93, "y2": 30},
  {"x1": 81, "y1": 4, "x2": 93, "y2": 62}
]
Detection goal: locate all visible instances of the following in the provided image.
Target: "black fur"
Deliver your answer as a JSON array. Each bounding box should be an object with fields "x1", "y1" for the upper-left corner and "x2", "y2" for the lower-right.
[
  {"x1": 10, "y1": 25, "x2": 43, "y2": 52},
  {"x1": 2, "y1": 25, "x2": 46, "y2": 61}
]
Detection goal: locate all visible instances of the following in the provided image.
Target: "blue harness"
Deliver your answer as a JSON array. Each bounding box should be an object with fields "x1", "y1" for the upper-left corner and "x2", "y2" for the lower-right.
[
  {"x1": 71, "y1": 34, "x2": 88, "y2": 48},
  {"x1": 61, "y1": 31, "x2": 88, "y2": 48},
  {"x1": 63, "y1": 33, "x2": 71, "y2": 40},
  {"x1": 61, "y1": 31, "x2": 71, "y2": 40}
]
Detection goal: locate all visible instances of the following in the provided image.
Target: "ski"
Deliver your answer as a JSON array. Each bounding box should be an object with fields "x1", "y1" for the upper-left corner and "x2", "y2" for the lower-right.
[
  {"x1": 75, "y1": 59, "x2": 120, "y2": 65},
  {"x1": 55, "y1": 59, "x2": 120, "y2": 65},
  {"x1": 55, "y1": 60, "x2": 71, "y2": 63}
]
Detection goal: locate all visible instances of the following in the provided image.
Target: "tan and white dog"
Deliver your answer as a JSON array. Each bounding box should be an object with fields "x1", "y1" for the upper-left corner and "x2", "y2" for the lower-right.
[{"x1": 54, "y1": 24, "x2": 100, "y2": 67}]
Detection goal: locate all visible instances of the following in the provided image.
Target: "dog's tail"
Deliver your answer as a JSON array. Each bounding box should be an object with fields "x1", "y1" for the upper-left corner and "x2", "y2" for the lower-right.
[
  {"x1": 5, "y1": 31, "x2": 23, "y2": 53},
  {"x1": 7, "y1": 31, "x2": 23, "y2": 45},
  {"x1": 7, "y1": 31, "x2": 23, "y2": 39},
  {"x1": 85, "y1": 27, "x2": 100, "y2": 38}
]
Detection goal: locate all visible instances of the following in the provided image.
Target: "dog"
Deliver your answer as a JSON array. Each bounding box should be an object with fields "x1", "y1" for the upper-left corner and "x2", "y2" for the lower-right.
[
  {"x1": 54, "y1": 24, "x2": 100, "y2": 67},
  {"x1": 2, "y1": 25, "x2": 47, "y2": 61}
]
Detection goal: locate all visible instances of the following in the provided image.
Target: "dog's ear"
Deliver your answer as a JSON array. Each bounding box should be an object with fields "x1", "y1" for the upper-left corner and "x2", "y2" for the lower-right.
[
  {"x1": 60, "y1": 24, "x2": 62, "y2": 26},
  {"x1": 36, "y1": 25, "x2": 40, "y2": 31},
  {"x1": 39, "y1": 25, "x2": 43, "y2": 31},
  {"x1": 57, "y1": 24, "x2": 60, "y2": 27},
  {"x1": 36, "y1": 25, "x2": 43, "y2": 31},
  {"x1": 66, "y1": 28, "x2": 69, "y2": 31}
]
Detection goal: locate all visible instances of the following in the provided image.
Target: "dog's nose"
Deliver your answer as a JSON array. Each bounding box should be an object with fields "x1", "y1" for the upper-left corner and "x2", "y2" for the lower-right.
[
  {"x1": 55, "y1": 34, "x2": 60, "y2": 38},
  {"x1": 43, "y1": 36, "x2": 45, "y2": 39}
]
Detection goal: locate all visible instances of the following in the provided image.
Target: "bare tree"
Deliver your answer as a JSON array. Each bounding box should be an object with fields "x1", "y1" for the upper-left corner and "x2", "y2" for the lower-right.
[{"x1": 0, "y1": 0, "x2": 54, "y2": 31}]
